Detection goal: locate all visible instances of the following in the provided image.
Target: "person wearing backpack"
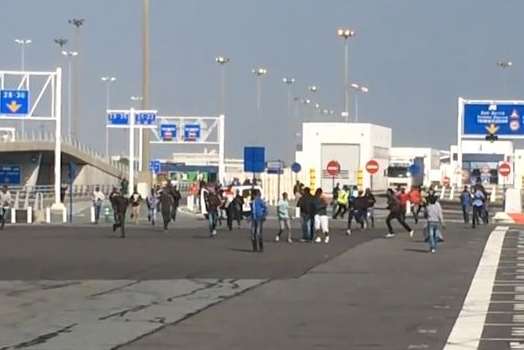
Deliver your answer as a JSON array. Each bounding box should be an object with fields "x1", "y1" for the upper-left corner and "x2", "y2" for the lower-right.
[
  {"x1": 205, "y1": 189, "x2": 222, "y2": 237},
  {"x1": 250, "y1": 189, "x2": 268, "y2": 252}
]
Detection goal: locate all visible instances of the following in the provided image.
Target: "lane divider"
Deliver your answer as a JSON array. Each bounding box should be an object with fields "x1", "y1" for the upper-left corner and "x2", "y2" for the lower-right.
[{"x1": 444, "y1": 226, "x2": 509, "y2": 350}]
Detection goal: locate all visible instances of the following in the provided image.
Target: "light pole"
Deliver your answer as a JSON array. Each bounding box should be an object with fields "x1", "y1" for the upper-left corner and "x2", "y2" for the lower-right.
[
  {"x1": 61, "y1": 50, "x2": 78, "y2": 140},
  {"x1": 308, "y1": 85, "x2": 318, "y2": 93},
  {"x1": 130, "y1": 96, "x2": 144, "y2": 172},
  {"x1": 68, "y1": 18, "x2": 85, "y2": 141},
  {"x1": 350, "y1": 83, "x2": 369, "y2": 122},
  {"x1": 282, "y1": 77, "x2": 295, "y2": 121},
  {"x1": 14, "y1": 39, "x2": 31, "y2": 71},
  {"x1": 54, "y1": 38, "x2": 68, "y2": 49},
  {"x1": 497, "y1": 60, "x2": 513, "y2": 98},
  {"x1": 252, "y1": 67, "x2": 268, "y2": 116},
  {"x1": 101, "y1": 76, "x2": 116, "y2": 158},
  {"x1": 141, "y1": 0, "x2": 151, "y2": 180},
  {"x1": 216, "y1": 56, "x2": 230, "y2": 115},
  {"x1": 337, "y1": 27, "x2": 356, "y2": 122},
  {"x1": 14, "y1": 39, "x2": 32, "y2": 136}
]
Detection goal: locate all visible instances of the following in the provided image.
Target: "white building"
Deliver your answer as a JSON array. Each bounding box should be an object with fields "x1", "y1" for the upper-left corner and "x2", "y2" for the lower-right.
[{"x1": 295, "y1": 122, "x2": 391, "y2": 192}]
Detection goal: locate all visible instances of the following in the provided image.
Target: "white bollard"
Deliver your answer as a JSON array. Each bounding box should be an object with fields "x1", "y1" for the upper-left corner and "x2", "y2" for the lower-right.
[
  {"x1": 62, "y1": 208, "x2": 67, "y2": 223},
  {"x1": 27, "y1": 207, "x2": 32, "y2": 224},
  {"x1": 295, "y1": 207, "x2": 301, "y2": 218},
  {"x1": 406, "y1": 200, "x2": 412, "y2": 215},
  {"x1": 10, "y1": 208, "x2": 16, "y2": 224},
  {"x1": 90, "y1": 206, "x2": 95, "y2": 223},
  {"x1": 46, "y1": 207, "x2": 51, "y2": 223},
  {"x1": 440, "y1": 187, "x2": 446, "y2": 200},
  {"x1": 450, "y1": 186, "x2": 455, "y2": 200}
]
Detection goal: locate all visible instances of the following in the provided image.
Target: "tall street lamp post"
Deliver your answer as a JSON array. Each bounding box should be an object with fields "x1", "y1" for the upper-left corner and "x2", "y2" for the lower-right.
[
  {"x1": 337, "y1": 27, "x2": 356, "y2": 122},
  {"x1": 61, "y1": 50, "x2": 79, "y2": 140},
  {"x1": 215, "y1": 56, "x2": 230, "y2": 115}
]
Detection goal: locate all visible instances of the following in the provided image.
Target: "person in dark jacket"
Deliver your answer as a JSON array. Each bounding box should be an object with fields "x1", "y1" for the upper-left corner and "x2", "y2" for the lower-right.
[
  {"x1": 205, "y1": 190, "x2": 222, "y2": 237},
  {"x1": 232, "y1": 190, "x2": 244, "y2": 226},
  {"x1": 170, "y1": 184, "x2": 182, "y2": 222},
  {"x1": 313, "y1": 188, "x2": 330, "y2": 243},
  {"x1": 110, "y1": 191, "x2": 129, "y2": 238},
  {"x1": 460, "y1": 185, "x2": 472, "y2": 224},
  {"x1": 385, "y1": 188, "x2": 414, "y2": 238},
  {"x1": 159, "y1": 187, "x2": 174, "y2": 231},
  {"x1": 347, "y1": 190, "x2": 368, "y2": 235},
  {"x1": 364, "y1": 188, "x2": 376, "y2": 228},
  {"x1": 296, "y1": 187, "x2": 314, "y2": 242}
]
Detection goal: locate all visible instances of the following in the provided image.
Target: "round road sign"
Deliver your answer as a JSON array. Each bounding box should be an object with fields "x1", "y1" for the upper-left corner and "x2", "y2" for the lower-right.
[
  {"x1": 326, "y1": 160, "x2": 341, "y2": 177},
  {"x1": 499, "y1": 162, "x2": 511, "y2": 177},
  {"x1": 365, "y1": 160, "x2": 379, "y2": 175},
  {"x1": 291, "y1": 162, "x2": 301, "y2": 173}
]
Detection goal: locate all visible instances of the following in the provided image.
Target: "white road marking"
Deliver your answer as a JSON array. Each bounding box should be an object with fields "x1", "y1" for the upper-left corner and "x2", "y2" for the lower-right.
[{"x1": 444, "y1": 226, "x2": 509, "y2": 350}]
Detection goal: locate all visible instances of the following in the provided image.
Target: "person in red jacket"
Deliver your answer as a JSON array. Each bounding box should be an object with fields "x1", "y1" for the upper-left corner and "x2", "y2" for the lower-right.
[
  {"x1": 397, "y1": 187, "x2": 410, "y2": 221},
  {"x1": 409, "y1": 186, "x2": 422, "y2": 224}
]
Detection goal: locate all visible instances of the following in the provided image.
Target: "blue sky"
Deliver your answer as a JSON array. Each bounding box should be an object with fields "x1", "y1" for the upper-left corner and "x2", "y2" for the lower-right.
[{"x1": 0, "y1": 0, "x2": 523, "y2": 161}]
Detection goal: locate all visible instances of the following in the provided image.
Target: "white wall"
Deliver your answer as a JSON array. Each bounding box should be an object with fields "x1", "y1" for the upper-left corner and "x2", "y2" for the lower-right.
[{"x1": 295, "y1": 122, "x2": 392, "y2": 192}]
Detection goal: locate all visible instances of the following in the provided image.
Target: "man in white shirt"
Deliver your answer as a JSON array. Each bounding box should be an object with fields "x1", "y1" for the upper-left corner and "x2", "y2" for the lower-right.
[
  {"x1": 0, "y1": 185, "x2": 12, "y2": 229},
  {"x1": 92, "y1": 186, "x2": 106, "y2": 224}
]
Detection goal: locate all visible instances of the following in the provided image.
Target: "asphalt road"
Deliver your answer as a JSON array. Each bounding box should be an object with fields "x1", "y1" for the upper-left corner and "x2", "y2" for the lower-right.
[{"x1": 0, "y1": 210, "x2": 498, "y2": 349}]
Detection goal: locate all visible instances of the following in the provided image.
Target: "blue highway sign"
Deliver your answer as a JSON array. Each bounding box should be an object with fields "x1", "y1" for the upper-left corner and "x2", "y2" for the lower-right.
[
  {"x1": 244, "y1": 147, "x2": 266, "y2": 173},
  {"x1": 107, "y1": 112, "x2": 129, "y2": 125},
  {"x1": 160, "y1": 124, "x2": 177, "y2": 141},
  {"x1": 149, "y1": 160, "x2": 161, "y2": 174},
  {"x1": 135, "y1": 112, "x2": 156, "y2": 125},
  {"x1": 463, "y1": 103, "x2": 524, "y2": 136},
  {"x1": 184, "y1": 124, "x2": 201, "y2": 141},
  {"x1": 0, "y1": 90, "x2": 29, "y2": 115},
  {"x1": 0, "y1": 165, "x2": 21, "y2": 185}
]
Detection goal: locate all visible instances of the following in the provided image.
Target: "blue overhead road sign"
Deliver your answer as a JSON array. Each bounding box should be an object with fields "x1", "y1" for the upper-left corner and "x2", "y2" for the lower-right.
[
  {"x1": 184, "y1": 124, "x2": 201, "y2": 141},
  {"x1": 107, "y1": 112, "x2": 129, "y2": 125},
  {"x1": 149, "y1": 160, "x2": 161, "y2": 174},
  {"x1": 244, "y1": 147, "x2": 265, "y2": 173},
  {"x1": 160, "y1": 124, "x2": 177, "y2": 141},
  {"x1": 136, "y1": 112, "x2": 156, "y2": 125},
  {"x1": 0, "y1": 90, "x2": 29, "y2": 115},
  {"x1": 463, "y1": 103, "x2": 524, "y2": 136}
]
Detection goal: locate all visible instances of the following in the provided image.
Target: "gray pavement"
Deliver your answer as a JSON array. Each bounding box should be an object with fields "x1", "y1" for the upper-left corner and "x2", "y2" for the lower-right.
[{"x1": 0, "y1": 210, "x2": 498, "y2": 349}]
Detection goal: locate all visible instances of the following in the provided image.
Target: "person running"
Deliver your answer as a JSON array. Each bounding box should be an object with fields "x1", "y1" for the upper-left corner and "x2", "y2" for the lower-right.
[
  {"x1": 460, "y1": 185, "x2": 472, "y2": 224},
  {"x1": 92, "y1": 186, "x2": 106, "y2": 224},
  {"x1": 170, "y1": 184, "x2": 182, "y2": 223},
  {"x1": 409, "y1": 186, "x2": 422, "y2": 224},
  {"x1": 297, "y1": 187, "x2": 314, "y2": 242},
  {"x1": 109, "y1": 186, "x2": 120, "y2": 223},
  {"x1": 250, "y1": 189, "x2": 268, "y2": 252},
  {"x1": 0, "y1": 186, "x2": 12, "y2": 230},
  {"x1": 110, "y1": 190, "x2": 129, "y2": 238},
  {"x1": 146, "y1": 188, "x2": 159, "y2": 226},
  {"x1": 275, "y1": 192, "x2": 292, "y2": 243},
  {"x1": 159, "y1": 186, "x2": 174, "y2": 231},
  {"x1": 232, "y1": 189, "x2": 244, "y2": 227},
  {"x1": 425, "y1": 195, "x2": 444, "y2": 253},
  {"x1": 313, "y1": 188, "x2": 330, "y2": 243},
  {"x1": 471, "y1": 185, "x2": 485, "y2": 229},
  {"x1": 130, "y1": 188, "x2": 142, "y2": 225},
  {"x1": 347, "y1": 190, "x2": 368, "y2": 235},
  {"x1": 333, "y1": 185, "x2": 349, "y2": 219},
  {"x1": 332, "y1": 183, "x2": 341, "y2": 216},
  {"x1": 364, "y1": 188, "x2": 376, "y2": 228},
  {"x1": 120, "y1": 177, "x2": 129, "y2": 196},
  {"x1": 205, "y1": 189, "x2": 222, "y2": 237},
  {"x1": 385, "y1": 188, "x2": 414, "y2": 238}
]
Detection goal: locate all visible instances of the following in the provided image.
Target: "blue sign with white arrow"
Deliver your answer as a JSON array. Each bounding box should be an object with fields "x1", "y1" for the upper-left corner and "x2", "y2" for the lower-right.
[
  {"x1": 0, "y1": 90, "x2": 29, "y2": 115},
  {"x1": 149, "y1": 160, "x2": 161, "y2": 174},
  {"x1": 463, "y1": 103, "x2": 524, "y2": 136}
]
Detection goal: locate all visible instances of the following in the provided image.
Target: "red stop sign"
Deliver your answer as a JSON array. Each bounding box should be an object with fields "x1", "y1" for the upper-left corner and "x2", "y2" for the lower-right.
[
  {"x1": 326, "y1": 160, "x2": 341, "y2": 176},
  {"x1": 499, "y1": 162, "x2": 511, "y2": 177},
  {"x1": 365, "y1": 160, "x2": 379, "y2": 175}
]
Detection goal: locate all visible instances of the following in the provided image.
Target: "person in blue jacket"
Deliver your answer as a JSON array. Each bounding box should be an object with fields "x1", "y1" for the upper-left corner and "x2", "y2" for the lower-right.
[
  {"x1": 459, "y1": 185, "x2": 472, "y2": 224},
  {"x1": 250, "y1": 189, "x2": 268, "y2": 252}
]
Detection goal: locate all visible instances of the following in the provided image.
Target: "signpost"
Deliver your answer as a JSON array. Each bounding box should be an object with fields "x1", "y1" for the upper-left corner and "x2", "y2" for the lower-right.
[
  {"x1": 160, "y1": 124, "x2": 177, "y2": 141},
  {"x1": 0, "y1": 90, "x2": 29, "y2": 115},
  {"x1": 244, "y1": 147, "x2": 265, "y2": 187},
  {"x1": 184, "y1": 124, "x2": 201, "y2": 141},
  {"x1": 499, "y1": 162, "x2": 511, "y2": 177},
  {"x1": 291, "y1": 162, "x2": 301, "y2": 173},
  {"x1": 267, "y1": 160, "x2": 284, "y2": 200},
  {"x1": 149, "y1": 160, "x2": 161, "y2": 174},
  {"x1": 365, "y1": 159, "x2": 379, "y2": 190},
  {"x1": 326, "y1": 160, "x2": 341, "y2": 190}
]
